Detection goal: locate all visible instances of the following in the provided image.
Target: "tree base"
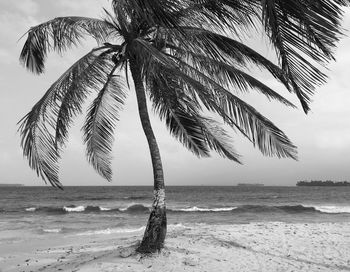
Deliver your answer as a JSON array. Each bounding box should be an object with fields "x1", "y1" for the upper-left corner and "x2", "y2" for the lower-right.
[{"x1": 136, "y1": 205, "x2": 167, "y2": 253}]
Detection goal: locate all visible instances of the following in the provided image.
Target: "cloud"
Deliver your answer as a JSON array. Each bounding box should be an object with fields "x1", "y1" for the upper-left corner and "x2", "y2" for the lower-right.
[
  {"x1": 0, "y1": 11, "x2": 38, "y2": 46},
  {"x1": 12, "y1": 0, "x2": 39, "y2": 15},
  {"x1": 54, "y1": 0, "x2": 107, "y2": 17},
  {"x1": 0, "y1": 48, "x2": 13, "y2": 64},
  {"x1": 0, "y1": 0, "x2": 39, "y2": 16},
  {"x1": 315, "y1": 130, "x2": 350, "y2": 149}
]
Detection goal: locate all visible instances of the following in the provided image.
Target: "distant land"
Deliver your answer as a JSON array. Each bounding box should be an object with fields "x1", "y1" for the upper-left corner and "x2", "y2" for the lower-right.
[
  {"x1": 0, "y1": 184, "x2": 24, "y2": 187},
  {"x1": 237, "y1": 183, "x2": 264, "y2": 187},
  {"x1": 297, "y1": 180, "x2": 350, "y2": 186}
]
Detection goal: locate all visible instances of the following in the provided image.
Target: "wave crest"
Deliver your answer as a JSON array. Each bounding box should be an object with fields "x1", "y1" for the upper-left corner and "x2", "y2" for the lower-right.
[
  {"x1": 312, "y1": 205, "x2": 350, "y2": 214},
  {"x1": 42, "y1": 228, "x2": 62, "y2": 233},
  {"x1": 171, "y1": 206, "x2": 237, "y2": 212},
  {"x1": 22, "y1": 204, "x2": 350, "y2": 215},
  {"x1": 169, "y1": 205, "x2": 350, "y2": 214},
  {"x1": 63, "y1": 205, "x2": 85, "y2": 212},
  {"x1": 24, "y1": 205, "x2": 112, "y2": 214}
]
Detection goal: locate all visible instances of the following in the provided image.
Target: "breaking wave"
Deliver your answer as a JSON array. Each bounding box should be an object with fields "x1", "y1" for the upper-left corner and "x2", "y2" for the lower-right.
[
  {"x1": 23, "y1": 204, "x2": 149, "y2": 214},
  {"x1": 24, "y1": 205, "x2": 113, "y2": 214},
  {"x1": 42, "y1": 228, "x2": 62, "y2": 233},
  {"x1": 169, "y1": 205, "x2": 350, "y2": 214},
  {"x1": 171, "y1": 206, "x2": 238, "y2": 212},
  {"x1": 311, "y1": 205, "x2": 350, "y2": 214},
  {"x1": 21, "y1": 204, "x2": 350, "y2": 215},
  {"x1": 63, "y1": 205, "x2": 85, "y2": 212}
]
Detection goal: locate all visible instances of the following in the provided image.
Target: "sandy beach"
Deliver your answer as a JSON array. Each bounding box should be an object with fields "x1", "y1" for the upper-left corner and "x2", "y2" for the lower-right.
[{"x1": 1, "y1": 222, "x2": 349, "y2": 272}]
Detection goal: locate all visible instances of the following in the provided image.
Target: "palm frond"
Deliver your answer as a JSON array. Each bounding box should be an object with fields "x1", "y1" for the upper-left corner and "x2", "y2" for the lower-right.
[
  {"x1": 54, "y1": 50, "x2": 115, "y2": 149},
  {"x1": 261, "y1": 0, "x2": 349, "y2": 112},
  {"x1": 18, "y1": 110, "x2": 61, "y2": 188},
  {"x1": 188, "y1": 0, "x2": 259, "y2": 30},
  {"x1": 163, "y1": 106, "x2": 211, "y2": 158},
  {"x1": 195, "y1": 116, "x2": 241, "y2": 163},
  {"x1": 83, "y1": 72, "x2": 126, "y2": 181},
  {"x1": 145, "y1": 51, "x2": 265, "y2": 162},
  {"x1": 167, "y1": 51, "x2": 295, "y2": 108},
  {"x1": 18, "y1": 48, "x2": 113, "y2": 188},
  {"x1": 168, "y1": 28, "x2": 292, "y2": 89},
  {"x1": 214, "y1": 91, "x2": 298, "y2": 159},
  {"x1": 175, "y1": 63, "x2": 298, "y2": 159},
  {"x1": 148, "y1": 66, "x2": 241, "y2": 162},
  {"x1": 183, "y1": 66, "x2": 297, "y2": 158},
  {"x1": 20, "y1": 17, "x2": 116, "y2": 74},
  {"x1": 112, "y1": 0, "x2": 186, "y2": 29},
  {"x1": 148, "y1": 72, "x2": 210, "y2": 157}
]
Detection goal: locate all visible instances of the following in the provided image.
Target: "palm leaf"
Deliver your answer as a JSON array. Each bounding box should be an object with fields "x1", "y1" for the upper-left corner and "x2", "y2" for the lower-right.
[
  {"x1": 164, "y1": 107, "x2": 211, "y2": 158},
  {"x1": 167, "y1": 51, "x2": 295, "y2": 108},
  {"x1": 112, "y1": 0, "x2": 186, "y2": 29},
  {"x1": 20, "y1": 17, "x2": 115, "y2": 74},
  {"x1": 148, "y1": 72, "x2": 210, "y2": 157},
  {"x1": 261, "y1": 0, "x2": 350, "y2": 112},
  {"x1": 194, "y1": 116, "x2": 241, "y2": 163},
  {"x1": 148, "y1": 68, "x2": 241, "y2": 162},
  {"x1": 189, "y1": 0, "x2": 259, "y2": 30},
  {"x1": 167, "y1": 28, "x2": 292, "y2": 89},
  {"x1": 177, "y1": 63, "x2": 298, "y2": 159},
  {"x1": 18, "y1": 48, "x2": 113, "y2": 188},
  {"x1": 54, "y1": 50, "x2": 114, "y2": 149},
  {"x1": 18, "y1": 110, "x2": 61, "y2": 188},
  {"x1": 83, "y1": 72, "x2": 126, "y2": 181},
  {"x1": 146, "y1": 60, "x2": 244, "y2": 163}
]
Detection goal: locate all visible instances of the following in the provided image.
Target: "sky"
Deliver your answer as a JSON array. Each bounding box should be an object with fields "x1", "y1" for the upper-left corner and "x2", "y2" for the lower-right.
[{"x1": 0, "y1": 0, "x2": 349, "y2": 187}]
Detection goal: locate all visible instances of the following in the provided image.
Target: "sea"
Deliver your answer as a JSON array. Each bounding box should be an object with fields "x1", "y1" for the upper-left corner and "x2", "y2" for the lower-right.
[{"x1": 1, "y1": 186, "x2": 350, "y2": 243}]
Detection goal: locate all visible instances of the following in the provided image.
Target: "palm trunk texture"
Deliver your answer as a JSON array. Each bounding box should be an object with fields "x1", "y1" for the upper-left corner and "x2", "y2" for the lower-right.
[{"x1": 130, "y1": 59, "x2": 167, "y2": 253}]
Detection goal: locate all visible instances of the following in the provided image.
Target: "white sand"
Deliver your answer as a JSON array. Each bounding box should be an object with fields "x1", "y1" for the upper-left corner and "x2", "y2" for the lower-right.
[{"x1": 1, "y1": 222, "x2": 350, "y2": 272}]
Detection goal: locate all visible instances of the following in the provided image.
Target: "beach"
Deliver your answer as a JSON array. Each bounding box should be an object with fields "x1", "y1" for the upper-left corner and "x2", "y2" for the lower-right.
[
  {"x1": 1, "y1": 222, "x2": 350, "y2": 272},
  {"x1": 1, "y1": 186, "x2": 350, "y2": 271}
]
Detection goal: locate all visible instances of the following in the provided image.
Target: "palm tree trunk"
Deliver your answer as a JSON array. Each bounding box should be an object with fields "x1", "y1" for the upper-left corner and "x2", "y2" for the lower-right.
[{"x1": 129, "y1": 59, "x2": 167, "y2": 253}]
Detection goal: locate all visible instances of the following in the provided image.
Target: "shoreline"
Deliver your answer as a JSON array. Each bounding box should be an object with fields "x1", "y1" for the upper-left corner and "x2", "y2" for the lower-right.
[{"x1": 1, "y1": 222, "x2": 350, "y2": 272}]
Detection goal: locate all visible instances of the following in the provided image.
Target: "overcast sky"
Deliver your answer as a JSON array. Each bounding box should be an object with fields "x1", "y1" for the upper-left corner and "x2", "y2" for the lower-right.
[{"x1": 0, "y1": 0, "x2": 349, "y2": 187}]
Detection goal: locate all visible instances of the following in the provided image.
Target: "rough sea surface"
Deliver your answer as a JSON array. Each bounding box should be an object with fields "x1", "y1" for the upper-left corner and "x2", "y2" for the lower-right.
[{"x1": 1, "y1": 186, "x2": 350, "y2": 243}]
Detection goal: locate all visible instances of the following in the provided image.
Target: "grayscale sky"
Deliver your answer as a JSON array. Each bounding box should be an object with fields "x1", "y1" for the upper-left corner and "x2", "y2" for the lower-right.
[{"x1": 0, "y1": 0, "x2": 349, "y2": 186}]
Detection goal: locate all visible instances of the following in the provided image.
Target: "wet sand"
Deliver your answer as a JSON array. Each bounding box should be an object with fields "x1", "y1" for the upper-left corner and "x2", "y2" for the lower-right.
[{"x1": 1, "y1": 222, "x2": 350, "y2": 272}]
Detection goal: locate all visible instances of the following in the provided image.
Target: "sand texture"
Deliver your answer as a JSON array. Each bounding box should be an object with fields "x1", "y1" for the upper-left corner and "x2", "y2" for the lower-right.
[{"x1": 1, "y1": 222, "x2": 350, "y2": 272}]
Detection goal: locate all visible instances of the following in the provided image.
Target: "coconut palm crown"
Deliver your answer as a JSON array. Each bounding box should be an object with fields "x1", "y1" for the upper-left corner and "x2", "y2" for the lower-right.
[{"x1": 19, "y1": 0, "x2": 349, "y2": 252}]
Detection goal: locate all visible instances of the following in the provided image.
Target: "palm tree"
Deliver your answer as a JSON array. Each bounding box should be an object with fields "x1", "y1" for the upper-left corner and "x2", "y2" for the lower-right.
[{"x1": 18, "y1": 0, "x2": 349, "y2": 253}]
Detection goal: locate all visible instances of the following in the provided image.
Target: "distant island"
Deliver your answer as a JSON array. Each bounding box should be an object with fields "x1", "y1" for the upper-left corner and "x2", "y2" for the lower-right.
[
  {"x1": 297, "y1": 180, "x2": 350, "y2": 186},
  {"x1": 0, "y1": 184, "x2": 24, "y2": 187},
  {"x1": 237, "y1": 183, "x2": 264, "y2": 187}
]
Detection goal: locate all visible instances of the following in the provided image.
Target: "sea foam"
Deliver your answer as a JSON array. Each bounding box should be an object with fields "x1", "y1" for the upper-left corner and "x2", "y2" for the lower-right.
[
  {"x1": 42, "y1": 228, "x2": 62, "y2": 233},
  {"x1": 63, "y1": 206, "x2": 85, "y2": 212},
  {"x1": 77, "y1": 226, "x2": 145, "y2": 236},
  {"x1": 62, "y1": 205, "x2": 112, "y2": 212},
  {"x1": 173, "y1": 206, "x2": 238, "y2": 212},
  {"x1": 313, "y1": 205, "x2": 350, "y2": 214},
  {"x1": 100, "y1": 207, "x2": 111, "y2": 211}
]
